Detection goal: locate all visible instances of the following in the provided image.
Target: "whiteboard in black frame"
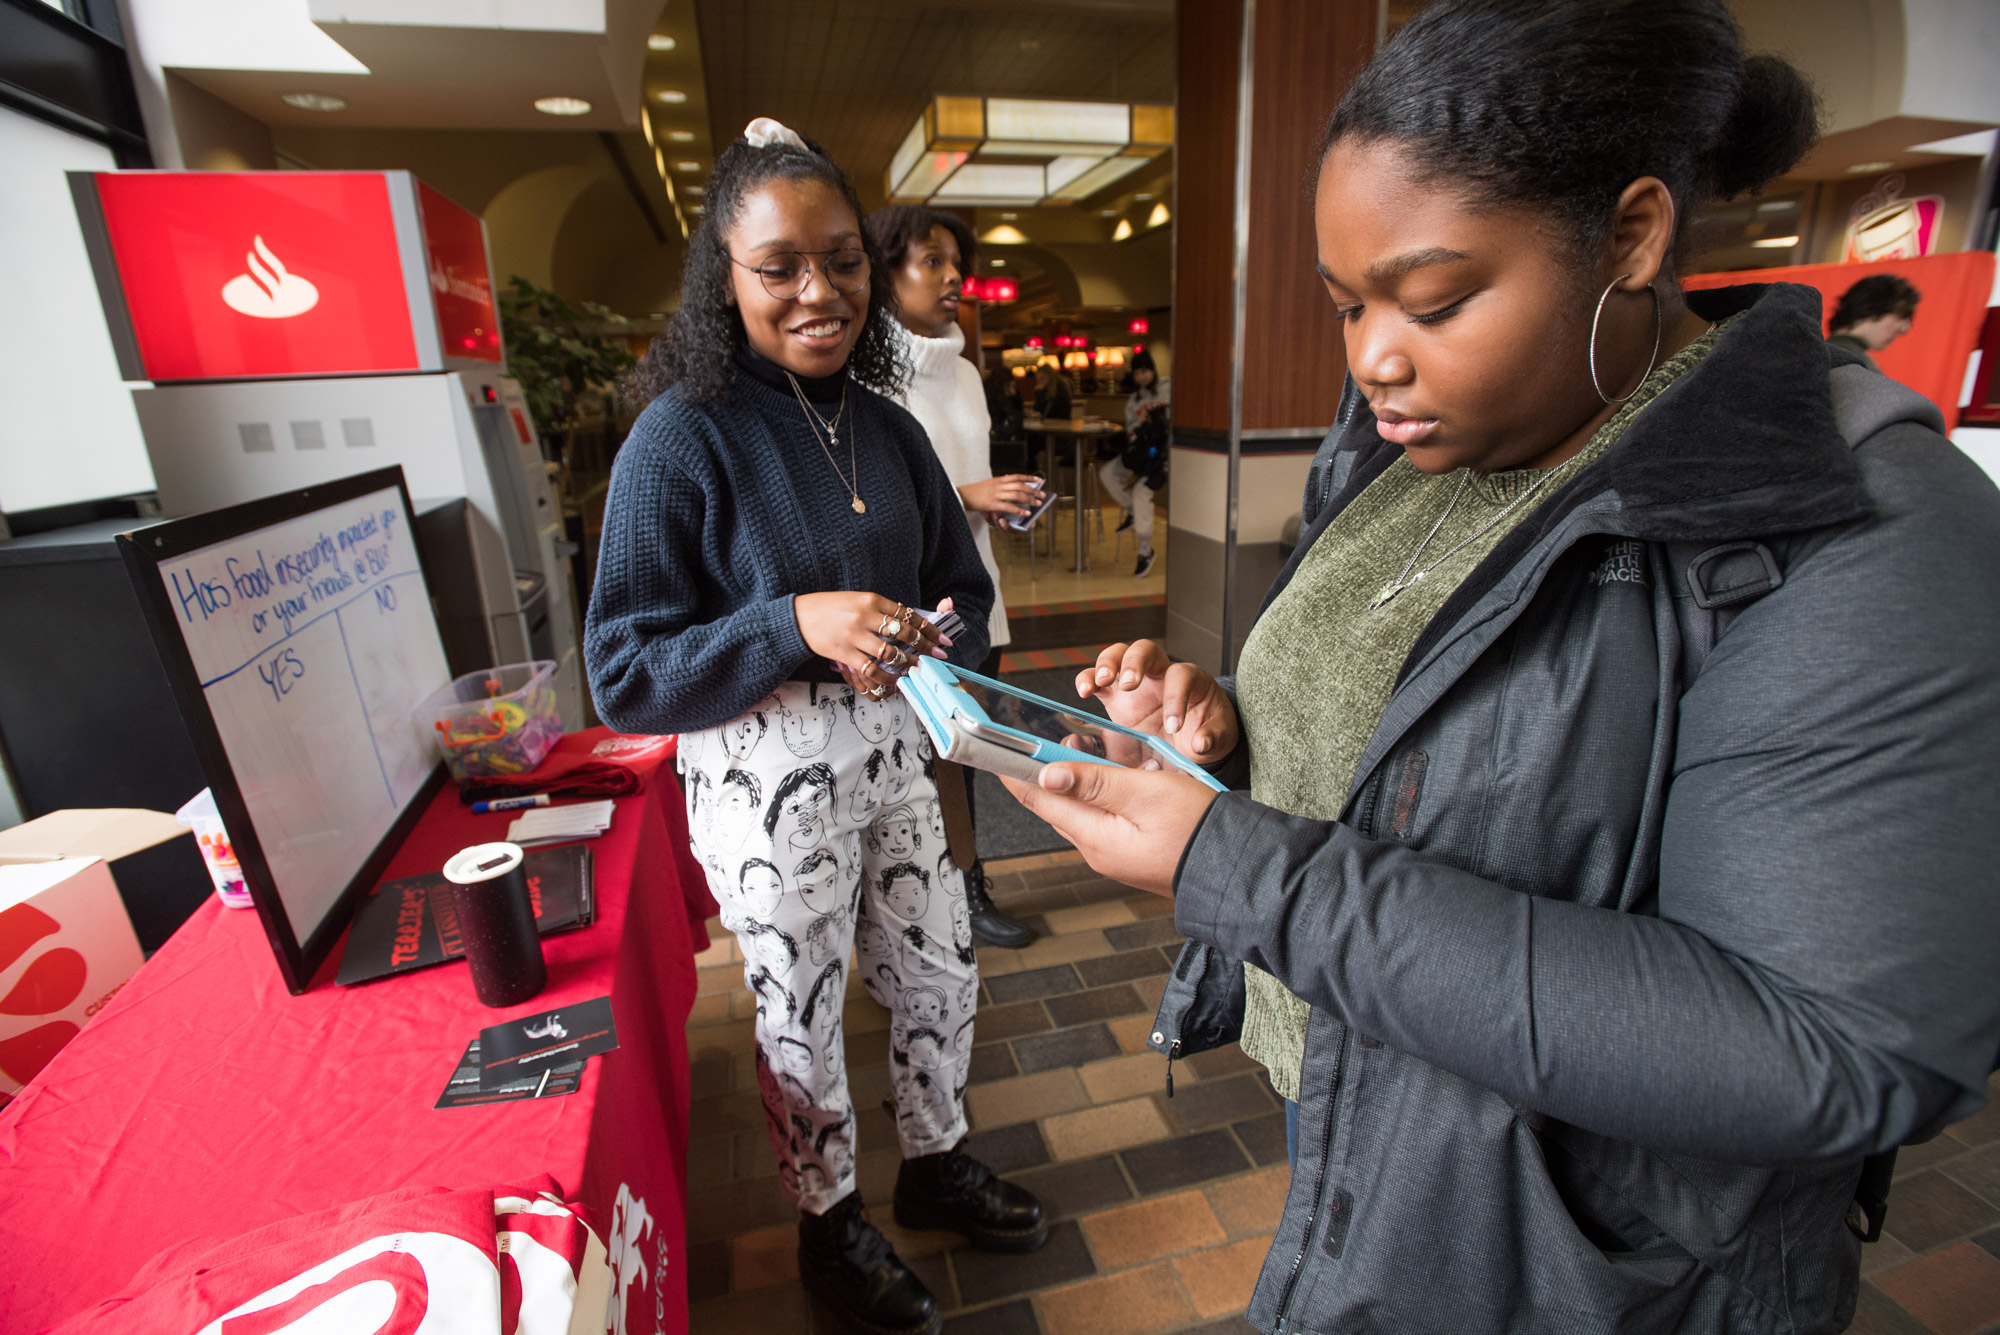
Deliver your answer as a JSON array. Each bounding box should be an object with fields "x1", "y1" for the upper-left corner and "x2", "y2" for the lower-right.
[{"x1": 118, "y1": 467, "x2": 452, "y2": 993}]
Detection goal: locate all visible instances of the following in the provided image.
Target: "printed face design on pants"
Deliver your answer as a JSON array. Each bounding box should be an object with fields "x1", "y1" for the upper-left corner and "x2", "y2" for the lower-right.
[
  {"x1": 847, "y1": 694, "x2": 892, "y2": 745},
  {"x1": 723, "y1": 709, "x2": 769, "y2": 761},
  {"x1": 901, "y1": 924, "x2": 943, "y2": 977},
  {"x1": 779, "y1": 689, "x2": 839, "y2": 758},
  {"x1": 881, "y1": 863, "x2": 930, "y2": 922},
  {"x1": 870, "y1": 806, "x2": 921, "y2": 862},
  {"x1": 885, "y1": 739, "x2": 919, "y2": 806},
  {"x1": 924, "y1": 797, "x2": 947, "y2": 845},
  {"x1": 739, "y1": 859, "x2": 784, "y2": 919},
  {"x1": 849, "y1": 749, "x2": 887, "y2": 823},
  {"x1": 904, "y1": 984, "x2": 948, "y2": 1027},
  {"x1": 717, "y1": 770, "x2": 763, "y2": 850},
  {"x1": 794, "y1": 849, "x2": 843, "y2": 916},
  {"x1": 767, "y1": 763, "x2": 836, "y2": 854}
]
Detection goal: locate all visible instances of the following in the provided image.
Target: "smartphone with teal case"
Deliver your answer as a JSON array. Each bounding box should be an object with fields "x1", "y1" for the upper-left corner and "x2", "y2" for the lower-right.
[{"x1": 900, "y1": 658, "x2": 1226, "y2": 791}]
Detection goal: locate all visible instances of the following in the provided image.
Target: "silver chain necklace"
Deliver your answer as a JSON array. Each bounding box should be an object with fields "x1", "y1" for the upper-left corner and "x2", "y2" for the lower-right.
[
  {"x1": 1370, "y1": 453, "x2": 1586, "y2": 610},
  {"x1": 784, "y1": 371, "x2": 864, "y2": 515}
]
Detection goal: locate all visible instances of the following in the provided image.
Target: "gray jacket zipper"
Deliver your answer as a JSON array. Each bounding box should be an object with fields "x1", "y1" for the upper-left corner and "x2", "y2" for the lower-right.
[
  {"x1": 1158, "y1": 945, "x2": 1211, "y2": 1097},
  {"x1": 1275, "y1": 1026, "x2": 1349, "y2": 1331}
]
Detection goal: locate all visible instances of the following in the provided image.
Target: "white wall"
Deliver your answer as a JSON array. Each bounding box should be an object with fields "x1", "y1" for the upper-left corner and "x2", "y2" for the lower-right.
[
  {"x1": 1901, "y1": 0, "x2": 2000, "y2": 124},
  {"x1": 0, "y1": 110, "x2": 154, "y2": 515}
]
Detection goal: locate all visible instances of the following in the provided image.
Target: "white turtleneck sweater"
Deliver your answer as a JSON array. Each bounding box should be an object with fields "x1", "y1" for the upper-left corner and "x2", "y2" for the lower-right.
[{"x1": 889, "y1": 321, "x2": 1010, "y2": 648}]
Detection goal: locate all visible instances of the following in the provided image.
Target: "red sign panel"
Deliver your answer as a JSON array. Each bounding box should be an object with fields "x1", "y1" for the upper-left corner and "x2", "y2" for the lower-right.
[
  {"x1": 92, "y1": 173, "x2": 422, "y2": 381},
  {"x1": 417, "y1": 182, "x2": 503, "y2": 364}
]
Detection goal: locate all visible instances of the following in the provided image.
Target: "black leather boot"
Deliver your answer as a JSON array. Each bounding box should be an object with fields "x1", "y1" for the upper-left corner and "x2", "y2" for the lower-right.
[
  {"x1": 797, "y1": 1192, "x2": 940, "y2": 1335},
  {"x1": 965, "y1": 865, "x2": 1036, "y2": 949},
  {"x1": 893, "y1": 1141, "x2": 1048, "y2": 1253}
]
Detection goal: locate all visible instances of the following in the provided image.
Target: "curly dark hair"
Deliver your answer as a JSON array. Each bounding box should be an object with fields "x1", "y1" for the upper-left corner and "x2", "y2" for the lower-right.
[
  {"x1": 864, "y1": 204, "x2": 979, "y2": 272},
  {"x1": 1320, "y1": 0, "x2": 1820, "y2": 280},
  {"x1": 631, "y1": 130, "x2": 908, "y2": 405},
  {"x1": 1830, "y1": 274, "x2": 1921, "y2": 332}
]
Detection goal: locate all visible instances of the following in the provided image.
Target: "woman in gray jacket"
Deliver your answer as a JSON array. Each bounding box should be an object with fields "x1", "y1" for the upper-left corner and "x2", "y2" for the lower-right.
[{"x1": 1004, "y1": 1, "x2": 2000, "y2": 1331}]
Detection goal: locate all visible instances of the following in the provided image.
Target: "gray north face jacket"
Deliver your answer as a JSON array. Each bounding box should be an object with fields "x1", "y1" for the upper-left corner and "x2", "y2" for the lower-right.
[{"x1": 1149, "y1": 283, "x2": 2000, "y2": 1334}]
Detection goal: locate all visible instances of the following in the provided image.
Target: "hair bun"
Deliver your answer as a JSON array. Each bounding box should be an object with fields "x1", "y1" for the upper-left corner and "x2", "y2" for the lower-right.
[{"x1": 1709, "y1": 53, "x2": 1820, "y2": 199}]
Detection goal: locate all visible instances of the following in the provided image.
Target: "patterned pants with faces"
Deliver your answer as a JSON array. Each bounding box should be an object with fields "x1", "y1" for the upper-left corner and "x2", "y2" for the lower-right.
[{"x1": 680, "y1": 679, "x2": 977, "y2": 1215}]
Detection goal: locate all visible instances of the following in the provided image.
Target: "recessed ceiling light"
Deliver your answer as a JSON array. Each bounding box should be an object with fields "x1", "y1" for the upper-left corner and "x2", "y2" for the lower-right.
[
  {"x1": 1147, "y1": 202, "x2": 1170, "y2": 228},
  {"x1": 688, "y1": 204, "x2": 705, "y2": 213},
  {"x1": 647, "y1": 34, "x2": 677, "y2": 51},
  {"x1": 1000, "y1": 212, "x2": 1018, "y2": 220},
  {"x1": 280, "y1": 92, "x2": 347, "y2": 112},
  {"x1": 1846, "y1": 161, "x2": 1894, "y2": 174},
  {"x1": 654, "y1": 89, "x2": 688, "y2": 104},
  {"x1": 1751, "y1": 235, "x2": 1800, "y2": 248},
  {"x1": 1113, "y1": 219, "x2": 1134, "y2": 241},
  {"x1": 1099, "y1": 209, "x2": 1117, "y2": 217},
  {"x1": 674, "y1": 160, "x2": 701, "y2": 173},
  {"x1": 1134, "y1": 192, "x2": 1154, "y2": 201},
  {"x1": 685, "y1": 186, "x2": 705, "y2": 196},
  {"x1": 990, "y1": 259, "x2": 1005, "y2": 267},
  {"x1": 534, "y1": 96, "x2": 592, "y2": 116},
  {"x1": 668, "y1": 130, "x2": 695, "y2": 143}
]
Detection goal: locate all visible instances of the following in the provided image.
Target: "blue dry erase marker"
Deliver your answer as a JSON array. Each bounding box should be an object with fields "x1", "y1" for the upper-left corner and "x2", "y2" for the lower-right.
[{"x1": 472, "y1": 794, "x2": 551, "y2": 814}]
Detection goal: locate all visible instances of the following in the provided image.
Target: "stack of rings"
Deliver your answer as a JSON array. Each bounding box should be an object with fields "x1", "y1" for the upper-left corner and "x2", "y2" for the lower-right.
[{"x1": 871, "y1": 604, "x2": 926, "y2": 685}]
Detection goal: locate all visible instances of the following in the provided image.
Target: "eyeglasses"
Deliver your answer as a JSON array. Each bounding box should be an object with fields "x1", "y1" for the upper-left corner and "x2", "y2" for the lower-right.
[{"x1": 724, "y1": 246, "x2": 870, "y2": 300}]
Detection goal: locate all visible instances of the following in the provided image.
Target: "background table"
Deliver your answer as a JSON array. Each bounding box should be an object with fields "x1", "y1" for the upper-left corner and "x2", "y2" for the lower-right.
[
  {"x1": 0, "y1": 727, "x2": 715, "y2": 1335},
  {"x1": 1022, "y1": 418, "x2": 1122, "y2": 572}
]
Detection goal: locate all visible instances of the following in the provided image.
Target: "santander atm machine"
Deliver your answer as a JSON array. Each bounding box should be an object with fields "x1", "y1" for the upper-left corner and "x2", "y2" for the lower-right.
[{"x1": 66, "y1": 169, "x2": 583, "y2": 727}]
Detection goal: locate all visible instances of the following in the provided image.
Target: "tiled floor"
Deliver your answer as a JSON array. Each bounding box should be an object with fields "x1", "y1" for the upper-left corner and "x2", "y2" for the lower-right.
[
  {"x1": 684, "y1": 850, "x2": 2000, "y2": 1335},
  {"x1": 683, "y1": 850, "x2": 1274, "y2": 1334},
  {"x1": 993, "y1": 503, "x2": 1168, "y2": 606}
]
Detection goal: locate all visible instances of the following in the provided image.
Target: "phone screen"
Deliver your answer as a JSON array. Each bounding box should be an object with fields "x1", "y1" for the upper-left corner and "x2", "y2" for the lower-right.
[
  {"x1": 999, "y1": 484, "x2": 1057, "y2": 532},
  {"x1": 955, "y1": 673, "x2": 1164, "y2": 770}
]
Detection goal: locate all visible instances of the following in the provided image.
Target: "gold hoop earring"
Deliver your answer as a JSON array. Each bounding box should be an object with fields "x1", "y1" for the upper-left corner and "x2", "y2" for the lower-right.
[{"x1": 1589, "y1": 274, "x2": 1663, "y2": 406}]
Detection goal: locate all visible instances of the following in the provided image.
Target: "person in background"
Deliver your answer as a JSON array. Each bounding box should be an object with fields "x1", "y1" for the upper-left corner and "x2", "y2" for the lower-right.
[
  {"x1": 1030, "y1": 363, "x2": 1072, "y2": 420},
  {"x1": 867, "y1": 201, "x2": 1044, "y2": 949},
  {"x1": 1100, "y1": 349, "x2": 1170, "y2": 577},
  {"x1": 587, "y1": 118, "x2": 1044, "y2": 1335},
  {"x1": 1001, "y1": 1, "x2": 2000, "y2": 1330},
  {"x1": 1828, "y1": 273, "x2": 1921, "y2": 371}
]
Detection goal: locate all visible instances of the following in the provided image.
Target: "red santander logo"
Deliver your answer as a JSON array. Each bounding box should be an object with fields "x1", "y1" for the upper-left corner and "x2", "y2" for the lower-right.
[
  {"x1": 221, "y1": 235, "x2": 320, "y2": 319},
  {"x1": 0, "y1": 902, "x2": 86, "y2": 1093}
]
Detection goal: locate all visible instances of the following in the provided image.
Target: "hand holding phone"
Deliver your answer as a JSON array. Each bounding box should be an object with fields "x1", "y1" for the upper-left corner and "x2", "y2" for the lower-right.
[{"x1": 997, "y1": 478, "x2": 1057, "y2": 532}]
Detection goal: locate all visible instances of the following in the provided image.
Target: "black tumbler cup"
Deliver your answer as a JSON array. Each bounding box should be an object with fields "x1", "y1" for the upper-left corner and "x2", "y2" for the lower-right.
[{"x1": 442, "y1": 842, "x2": 546, "y2": 1007}]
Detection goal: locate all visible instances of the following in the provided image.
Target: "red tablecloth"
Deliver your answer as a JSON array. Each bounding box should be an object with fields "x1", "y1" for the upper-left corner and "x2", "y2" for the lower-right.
[{"x1": 0, "y1": 728, "x2": 716, "y2": 1335}]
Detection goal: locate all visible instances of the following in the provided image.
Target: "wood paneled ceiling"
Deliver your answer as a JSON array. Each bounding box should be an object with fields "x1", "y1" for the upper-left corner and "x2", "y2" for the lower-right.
[{"x1": 694, "y1": 0, "x2": 1174, "y2": 208}]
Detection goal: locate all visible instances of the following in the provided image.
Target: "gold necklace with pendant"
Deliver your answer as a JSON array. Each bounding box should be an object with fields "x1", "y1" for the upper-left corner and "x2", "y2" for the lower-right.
[{"x1": 785, "y1": 371, "x2": 864, "y2": 514}]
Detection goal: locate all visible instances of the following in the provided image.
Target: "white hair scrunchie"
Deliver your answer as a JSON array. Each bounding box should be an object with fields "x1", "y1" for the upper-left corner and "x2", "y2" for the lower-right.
[{"x1": 743, "y1": 117, "x2": 809, "y2": 152}]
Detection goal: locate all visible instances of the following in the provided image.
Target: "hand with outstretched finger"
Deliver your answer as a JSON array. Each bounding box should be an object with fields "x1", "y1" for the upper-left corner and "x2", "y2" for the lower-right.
[
  {"x1": 1073, "y1": 640, "x2": 1239, "y2": 764},
  {"x1": 998, "y1": 760, "x2": 1216, "y2": 897}
]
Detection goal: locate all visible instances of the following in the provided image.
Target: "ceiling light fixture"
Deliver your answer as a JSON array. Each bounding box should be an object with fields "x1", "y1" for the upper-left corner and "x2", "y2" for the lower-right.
[
  {"x1": 647, "y1": 34, "x2": 677, "y2": 51},
  {"x1": 668, "y1": 130, "x2": 695, "y2": 143},
  {"x1": 654, "y1": 89, "x2": 688, "y2": 104},
  {"x1": 534, "y1": 96, "x2": 592, "y2": 116},
  {"x1": 981, "y1": 224, "x2": 1029, "y2": 244},
  {"x1": 1099, "y1": 209, "x2": 1117, "y2": 217},
  {"x1": 280, "y1": 92, "x2": 347, "y2": 112},
  {"x1": 1751, "y1": 236, "x2": 1800, "y2": 248},
  {"x1": 1112, "y1": 218, "x2": 1133, "y2": 241},
  {"x1": 685, "y1": 186, "x2": 704, "y2": 196},
  {"x1": 1135, "y1": 192, "x2": 1154, "y2": 201},
  {"x1": 641, "y1": 107, "x2": 655, "y2": 146},
  {"x1": 999, "y1": 212, "x2": 1018, "y2": 220},
  {"x1": 885, "y1": 95, "x2": 1174, "y2": 207},
  {"x1": 674, "y1": 161, "x2": 701, "y2": 173},
  {"x1": 1846, "y1": 161, "x2": 1894, "y2": 174},
  {"x1": 1147, "y1": 202, "x2": 1170, "y2": 228}
]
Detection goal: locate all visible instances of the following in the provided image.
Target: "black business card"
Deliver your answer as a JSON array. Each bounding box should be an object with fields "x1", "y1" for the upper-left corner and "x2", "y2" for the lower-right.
[
  {"x1": 436, "y1": 1038, "x2": 582, "y2": 1109},
  {"x1": 477, "y1": 995, "x2": 618, "y2": 1090}
]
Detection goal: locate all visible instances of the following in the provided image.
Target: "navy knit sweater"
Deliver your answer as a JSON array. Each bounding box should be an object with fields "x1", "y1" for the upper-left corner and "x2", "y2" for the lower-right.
[{"x1": 585, "y1": 353, "x2": 994, "y2": 735}]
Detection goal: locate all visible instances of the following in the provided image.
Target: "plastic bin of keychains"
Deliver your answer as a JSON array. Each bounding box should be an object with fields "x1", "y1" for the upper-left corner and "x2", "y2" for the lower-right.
[{"x1": 418, "y1": 661, "x2": 562, "y2": 784}]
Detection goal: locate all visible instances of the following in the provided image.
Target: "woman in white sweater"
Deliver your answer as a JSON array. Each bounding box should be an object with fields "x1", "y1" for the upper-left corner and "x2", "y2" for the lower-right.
[{"x1": 867, "y1": 204, "x2": 1042, "y2": 948}]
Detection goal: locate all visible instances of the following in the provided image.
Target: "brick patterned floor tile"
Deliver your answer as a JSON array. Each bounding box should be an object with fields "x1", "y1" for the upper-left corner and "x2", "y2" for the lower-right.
[
  {"x1": 988, "y1": 964, "x2": 1086, "y2": 1004},
  {"x1": 731, "y1": 1223, "x2": 799, "y2": 1290},
  {"x1": 688, "y1": 1280, "x2": 811, "y2": 1334},
  {"x1": 1012, "y1": 1154, "x2": 1135, "y2": 1221},
  {"x1": 1011, "y1": 930, "x2": 1120, "y2": 970},
  {"x1": 1948, "y1": 1144, "x2": 2000, "y2": 1210},
  {"x1": 990, "y1": 885, "x2": 1094, "y2": 917},
  {"x1": 1122, "y1": 1129, "x2": 1254, "y2": 1195},
  {"x1": 687, "y1": 1238, "x2": 732, "y2": 1303},
  {"x1": 1948, "y1": 1092, "x2": 2000, "y2": 1148},
  {"x1": 1234, "y1": 1114, "x2": 1290, "y2": 1167},
  {"x1": 1044, "y1": 1096, "x2": 1174, "y2": 1160},
  {"x1": 1037, "y1": 1261, "x2": 1196, "y2": 1335},
  {"x1": 905, "y1": 1247, "x2": 957, "y2": 1310},
  {"x1": 690, "y1": 1018, "x2": 758, "y2": 1052},
  {"x1": 686, "y1": 1174, "x2": 797, "y2": 1244},
  {"x1": 730, "y1": 989, "x2": 759, "y2": 1020},
  {"x1": 1080, "y1": 1051, "x2": 1176, "y2": 1105},
  {"x1": 856, "y1": 1146, "x2": 902, "y2": 1203},
  {"x1": 970, "y1": 1068, "x2": 1093, "y2": 1130},
  {"x1": 1165, "y1": 1074, "x2": 1279, "y2": 1133},
  {"x1": 1134, "y1": 974, "x2": 1168, "y2": 1011},
  {"x1": 690, "y1": 1049, "x2": 735, "y2": 1100},
  {"x1": 1123, "y1": 894, "x2": 1177, "y2": 920},
  {"x1": 872, "y1": 1213, "x2": 955, "y2": 1259},
  {"x1": 969, "y1": 1042, "x2": 1020, "y2": 1085},
  {"x1": 1205, "y1": 1163, "x2": 1292, "y2": 1237},
  {"x1": 1899, "y1": 1135, "x2": 1975, "y2": 1177},
  {"x1": 1103, "y1": 918, "x2": 1184, "y2": 951},
  {"x1": 844, "y1": 995, "x2": 894, "y2": 1034},
  {"x1": 1108, "y1": 1014, "x2": 1158, "y2": 1054},
  {"x1": 1043, "y1": 900, "x2": 1140, "y2": 934},
  {"x1": 1863, "y1": 1232, "x2": 1919, "y2": 1276},
  {"x1": 965, "y1": 1121, "x2": 1054, "y2": 1174},
  {"x1": 848, "y1": 1025, "x2": 893, "y2": 1069},
  {"x1": 1179, "y1": 1318, "x2": 1260, "y2": 1335},
  {"x1": 955, "y1": 1219, "x2": 1097, "y2": 1305},
  {"x1": 698, "y1": 963, "x2": 745, "y2": 996},
  {"x1": 686, "y1": 1135, "x2": 735, "y2": 1190},
  {"x1": 979, "y1": 947, "x2": 1028, "y2": 978},
  {"x1": 1845, "y1": 1282, "x2": 1934, "y2": 1335},
  {"x1": 1183, "y1": 1045, "x2": 1261, "y2": 1080},
  {"x1": 687, "y1": 991, "x2": 733, "y2": 1027},
  {"x1": 693, "y1": 932, "x2": 736, "y2": 968},
  {"x1": 1011, "y1": 858, "x2": 1099, "y2": 890},
  {"x1": 1077, "y1": 948, "x2": 1175, "y2": 989},
  {"x1": 1079, "y1": 1189, "x2": 1227, "y2": 1269},
  {"x1": 1015, "y1": 1023, "x2": 1123, "y2": 1074},
  {"x1": 1047, "y1": 983, "x2": 1149, "y2": 1028},
  {"x1": 977, "y1": 999, "x2": 1058, "y2": 1042},
  {"x1": 731, "y1": 1128, "x2": 781, "y2": 1180},
  {"x1": 858, "y1": 1103, "x2": 902, "y2": 1153},
  {"x1": 1173, "y1": 1235, "x2": 1274, "y2": 1319},
  {"x1": 944, "y1": 1298, "x2": 1042, "y2": 1334},
  {"x1": 690, "y1": 1090, "x2": 768, "y2": 1139},
  {"x1": 1070, "y1": 878, "x2": 1145, "y2": 907},
  {"x1": 1871, "y1": 1242, "x2": 2000, "y2": 1335},
  {"x1": 1885, "y1": 1171, "x2": 2000, "y2": 1253}
]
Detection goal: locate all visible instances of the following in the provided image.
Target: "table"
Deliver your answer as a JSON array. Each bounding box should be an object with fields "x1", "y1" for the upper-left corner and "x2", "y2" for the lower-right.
[
  {"x1": 1022, "y1": 418, "x2": 1123, "y2": 572},
  {"x1": 0, "y1": 727, "x2": 716, "y2": 1335}
]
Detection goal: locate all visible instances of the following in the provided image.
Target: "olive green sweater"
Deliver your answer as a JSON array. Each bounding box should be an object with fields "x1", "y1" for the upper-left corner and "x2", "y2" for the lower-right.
[{"x1": 1232, "y1": 322, "x2": 1727, "y2": 1101}]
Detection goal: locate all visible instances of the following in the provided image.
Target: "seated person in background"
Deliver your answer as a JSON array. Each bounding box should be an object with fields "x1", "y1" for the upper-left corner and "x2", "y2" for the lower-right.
[
  {"x1": 1828, "y1": 273, "x2": 1920, "y2": 371},
  {"x1": 1100, "y1": 349, "x2": 1170, "y2": 578},
  {"x1": 1030, "y1": 364, "x2": 1072, "y2": 420}
]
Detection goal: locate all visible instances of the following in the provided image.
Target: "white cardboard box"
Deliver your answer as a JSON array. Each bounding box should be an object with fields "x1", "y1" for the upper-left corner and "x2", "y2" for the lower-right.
[{"x1": 0, "y1": 810, "x2": 178, "y2": 1100}]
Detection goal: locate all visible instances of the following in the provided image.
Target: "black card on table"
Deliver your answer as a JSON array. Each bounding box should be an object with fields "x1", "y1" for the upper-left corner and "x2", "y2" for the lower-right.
[
  {"x1": 477, "y1": 995, "x2": 619, "y2": 1090},
  {"x1": 435, "y1": 1038, "x2": 582, "y2": 1109},
  {"x1": 338, "y1": 844, "x2": 595, "y2": 986}
]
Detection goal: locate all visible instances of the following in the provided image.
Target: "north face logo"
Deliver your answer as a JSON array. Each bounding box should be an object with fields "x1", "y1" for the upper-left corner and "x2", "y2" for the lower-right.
[{"x1": 1592, "y1": 540, "x2": 1649, "y2": 588}]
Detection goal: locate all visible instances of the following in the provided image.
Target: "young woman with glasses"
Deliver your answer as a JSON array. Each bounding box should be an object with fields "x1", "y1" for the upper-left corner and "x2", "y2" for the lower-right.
[{"x1": 587, "y1": 119, "x2": 1045, "y2": 1335}]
